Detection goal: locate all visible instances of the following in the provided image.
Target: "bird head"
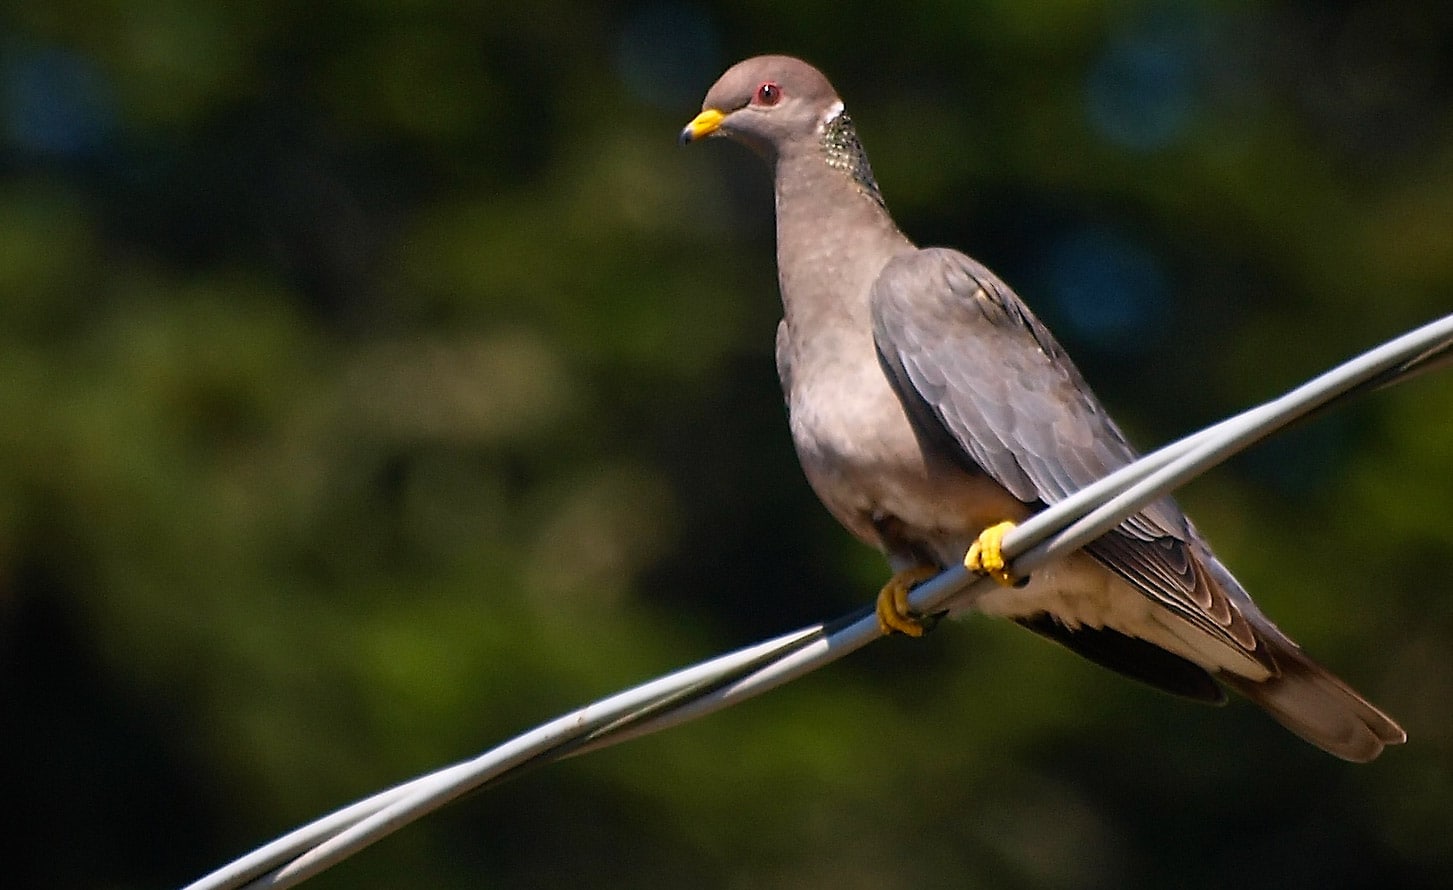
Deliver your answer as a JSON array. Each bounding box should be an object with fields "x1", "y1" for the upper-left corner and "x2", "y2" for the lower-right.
[{"x1": 679, "y1": 55, "x2": 842, "y2": 161}]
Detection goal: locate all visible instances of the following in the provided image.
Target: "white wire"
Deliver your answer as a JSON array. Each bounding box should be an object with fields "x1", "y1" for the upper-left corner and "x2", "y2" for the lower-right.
[
  {"x1": 187, "y1": 313, "x2": 1453, "y2": 890},
  {"x1": 570, "y1": 313, "x2": 1453, "y2": 749},
  {"x1": 185, "y1": 627, "x2": 822, "y2": 890}
]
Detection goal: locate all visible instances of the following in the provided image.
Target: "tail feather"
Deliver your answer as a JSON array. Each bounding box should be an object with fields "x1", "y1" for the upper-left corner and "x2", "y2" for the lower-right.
[
  {"x1": 1196, "y1": 544, "x2": 1404, "y2": 762},
  {"x1": 1219, "y1": 638, "x2": 1405, "y2": 763}
]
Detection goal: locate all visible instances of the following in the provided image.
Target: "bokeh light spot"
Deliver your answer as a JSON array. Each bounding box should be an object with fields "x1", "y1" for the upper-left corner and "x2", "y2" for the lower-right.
[
  {"x1": 1042, "y1": 226, "x2": 1170, "y2": 351},
  {"x1": 3, "y1": 44, "x2": 116, "y2": 159},
  {"x1": 1085, "y1": 8, "x2": 1208, "y2": 153}
]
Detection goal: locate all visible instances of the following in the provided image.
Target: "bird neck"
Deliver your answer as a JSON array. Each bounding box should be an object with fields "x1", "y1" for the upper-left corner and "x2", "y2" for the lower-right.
[
  {"x1": 771, "y1": 112, "x2": 911, "y2": 332},
  {"x1": 819, "y1": 111, "x2": 885, "y2": 208}
]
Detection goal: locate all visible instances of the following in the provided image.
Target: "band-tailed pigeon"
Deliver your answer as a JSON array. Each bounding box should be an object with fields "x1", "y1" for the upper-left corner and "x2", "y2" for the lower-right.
[{"x1": 680, "y1": 55, "x2": 1404, "y2": 761}]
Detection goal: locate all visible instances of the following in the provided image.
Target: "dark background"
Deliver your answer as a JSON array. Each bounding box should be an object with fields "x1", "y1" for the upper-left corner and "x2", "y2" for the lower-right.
[{"x1": 3, "y1": 2, "x2": 1451, "y2": 888}]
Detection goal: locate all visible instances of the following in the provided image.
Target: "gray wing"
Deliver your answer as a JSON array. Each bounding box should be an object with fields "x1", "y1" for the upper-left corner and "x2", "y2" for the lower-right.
[{"x1": 870, "y1": 246, "x2": 1258, "y2": 652}]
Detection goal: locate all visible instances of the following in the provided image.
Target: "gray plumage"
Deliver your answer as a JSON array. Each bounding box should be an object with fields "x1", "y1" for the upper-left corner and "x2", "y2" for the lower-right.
[{"x1": 682, "y1": 55, "x2": 1404, "y2": 761}]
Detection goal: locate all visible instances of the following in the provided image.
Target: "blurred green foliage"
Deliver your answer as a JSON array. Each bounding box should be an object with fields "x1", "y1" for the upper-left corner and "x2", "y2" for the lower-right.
[{"x1": 1, "y1": 2, "x2": 1451, "y2": 888}]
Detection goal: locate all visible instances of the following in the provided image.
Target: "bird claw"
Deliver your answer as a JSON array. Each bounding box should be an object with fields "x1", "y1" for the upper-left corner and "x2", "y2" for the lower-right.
[
  {"x1": 875, "y1": 566, "x2": 940, "y2": 636},
  {"x1": 964, "y1": 520, "x2": 1020, "y2": 586}
]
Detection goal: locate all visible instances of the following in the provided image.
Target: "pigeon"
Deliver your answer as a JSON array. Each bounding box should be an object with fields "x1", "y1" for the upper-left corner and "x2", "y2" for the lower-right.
[{"x1": 680, "y1": 55, "x2": 1405, "y2": 761}]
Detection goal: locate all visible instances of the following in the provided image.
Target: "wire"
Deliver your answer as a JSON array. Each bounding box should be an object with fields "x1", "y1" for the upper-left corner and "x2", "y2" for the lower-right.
[{"x1": 186, "y1": 313, "x2": 1453, "y2": 890}]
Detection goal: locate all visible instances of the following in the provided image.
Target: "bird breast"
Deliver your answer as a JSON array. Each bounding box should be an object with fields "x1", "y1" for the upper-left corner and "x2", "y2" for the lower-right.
[{"x1": 784, "y1": 326, "x2": 1018, "y2": 559}]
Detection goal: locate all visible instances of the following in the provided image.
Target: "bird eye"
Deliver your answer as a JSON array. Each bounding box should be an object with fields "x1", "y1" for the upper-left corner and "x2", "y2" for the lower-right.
[{"x1": 754, "y1": 81, "x2": 782, "y2": 106}]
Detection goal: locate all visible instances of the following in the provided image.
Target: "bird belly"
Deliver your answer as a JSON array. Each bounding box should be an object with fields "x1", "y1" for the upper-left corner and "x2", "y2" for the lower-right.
[{"x1": 965, "y1": 553, "x2": 1271, "y2": 679}]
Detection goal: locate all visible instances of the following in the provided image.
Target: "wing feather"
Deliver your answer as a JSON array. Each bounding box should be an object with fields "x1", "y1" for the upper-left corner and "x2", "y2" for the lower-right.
[{"x1": 870, "y1": 247, "x2": 1260, "y2": 656}]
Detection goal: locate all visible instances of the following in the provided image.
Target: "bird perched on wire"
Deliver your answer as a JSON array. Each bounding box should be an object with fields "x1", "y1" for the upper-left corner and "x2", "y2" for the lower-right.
[{"x1": 680, "y1": 54, "x2": 1404, "y2": 761}]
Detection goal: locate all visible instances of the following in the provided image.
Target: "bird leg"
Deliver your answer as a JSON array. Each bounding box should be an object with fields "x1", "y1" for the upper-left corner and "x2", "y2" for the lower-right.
[
  {"x1": 964, "y1": 520, "x2": 1021, "y2": 586},
  {"x1": 874, "y1": 565, "x2": 941, "y2": 637}
]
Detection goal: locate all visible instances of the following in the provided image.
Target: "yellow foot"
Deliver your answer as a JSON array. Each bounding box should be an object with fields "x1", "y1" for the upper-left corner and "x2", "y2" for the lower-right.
[
  {"x1": 875, "y1": 566, "x2": 940, "y2": 637},
  {"x1": 964, "y1": 520, "x2": 1020, "y2": 586}
]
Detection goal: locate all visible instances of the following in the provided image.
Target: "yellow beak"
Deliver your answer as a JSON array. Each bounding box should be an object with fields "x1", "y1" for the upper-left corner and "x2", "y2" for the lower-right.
[{"x1": 679, "y1": 108, "x2": 726, "y2": 145}]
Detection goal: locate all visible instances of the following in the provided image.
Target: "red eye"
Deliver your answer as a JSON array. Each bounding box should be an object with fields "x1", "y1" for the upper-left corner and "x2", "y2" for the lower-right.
[{"x1": 754, "y1": 81, "x2": 782, "y2": 106}]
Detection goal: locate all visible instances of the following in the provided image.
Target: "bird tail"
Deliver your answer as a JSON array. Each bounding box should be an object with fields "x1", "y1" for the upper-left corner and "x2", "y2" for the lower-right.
[
  {"x1": 1218, "y1": 634, "x2": 1405, "y2": 762},
  {"x1": 1196, "y1": 546, "x2": 1405, "y2": 761}
]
